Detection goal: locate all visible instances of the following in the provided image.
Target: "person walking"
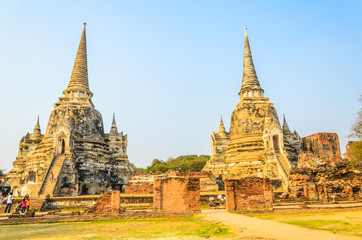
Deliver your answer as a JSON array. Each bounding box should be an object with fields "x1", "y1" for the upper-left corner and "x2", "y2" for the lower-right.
[
  {"x1": 26, "y1": 197, "x2": 31, "y2": 212},
  {"x1": 50, "y1": 172, "x2": 54, "y2": 183},
  {"x1": 4, "y1": 192, "x2": 13, "y2": 213},
  {"x1": 0, "y1": 192, "x2": 3, "y2": 205},
  {"x1": 21, "y1": 198, "x2": 27, "y2": 213}
]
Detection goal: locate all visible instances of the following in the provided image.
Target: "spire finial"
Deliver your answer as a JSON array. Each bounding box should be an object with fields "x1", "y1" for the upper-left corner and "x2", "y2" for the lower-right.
[
  {"x1": 219, "y1": 115, "x2": 226, "y2": 133},
  {"x1": 31, "y1": 115, "x2": 41, "y2": 139},
  {"x1": 282, "y1": 114, "x2": 291, "y2": 133},
  {"x1": 63, "y1": 23, "x2": 92, "y2": 96},
  {"x1": 110, "y1": 113, "x2": 118, "y2": 135},
  {"x1": 112, "y1": 113, "x2": 116, "y2": 126},
  {"x1": 35, "y1": 115, "x2": 40, "y2": 128},
  {"x1": 239, "y1": 28, "x2": 263, "y2": 95}
]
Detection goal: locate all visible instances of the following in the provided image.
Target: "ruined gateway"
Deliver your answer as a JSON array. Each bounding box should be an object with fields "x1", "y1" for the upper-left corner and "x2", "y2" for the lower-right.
[
  {"x1": 203, "y1": 28, "x2": 302, "y2": 190},
  {"x1": 5, "y1": 23, "x2": 133, "y2": 197}
]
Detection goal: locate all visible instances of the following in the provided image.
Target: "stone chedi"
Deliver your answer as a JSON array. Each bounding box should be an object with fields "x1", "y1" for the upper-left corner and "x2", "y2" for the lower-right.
[
  {"x1": 222, "y1": 28, "x2": 300, "y2": 190},
  {"x1": 5, "y1": 23, "x2": 132, "y2": 197},
  {"x1": 202, "y1": 116, "x2": 230, "y2": 178}
]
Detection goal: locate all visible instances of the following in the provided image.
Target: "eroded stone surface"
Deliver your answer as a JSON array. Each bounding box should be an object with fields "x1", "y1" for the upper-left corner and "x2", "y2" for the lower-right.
[
  {"x1": 5, "y1": 24, "x2": 132, "y2": 197},
  {"x1": 288, "y1": 133, "x2": 362, "y2": 200},
  {"x1": 222, "y1": 29, "x2": 293, "y2": 190}
]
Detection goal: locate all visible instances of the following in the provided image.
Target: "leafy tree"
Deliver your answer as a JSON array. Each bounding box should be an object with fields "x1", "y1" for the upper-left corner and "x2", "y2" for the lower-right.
[
  {"x1": 132, "y1": 155, "x2": 211, "y2": 173},
  {"x1": 347, "y1": 96, "x2": 362, "y2": 166},
  {"x1": 130, "y1": 163, "x2": 145, "y2": 173}
]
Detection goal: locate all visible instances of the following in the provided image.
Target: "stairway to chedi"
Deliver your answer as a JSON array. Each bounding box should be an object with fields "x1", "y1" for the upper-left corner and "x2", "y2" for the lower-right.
[{"x1": 38, "y1": 155, "x2": 66, "y2": 197}]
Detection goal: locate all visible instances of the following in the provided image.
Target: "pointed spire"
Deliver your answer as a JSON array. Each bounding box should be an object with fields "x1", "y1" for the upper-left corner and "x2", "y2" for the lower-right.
[
  {"x1": 239, "y1": 27, "x2": 263, "y2": 94},
  {"x1": 110, "y1": 113, "x2": 118, "y2": 135},
  {"x1": 63, "y1": 23, "x2": 92, "y2": 96},
  {"x1": 35, "y1": 115, "x2": 40, "y2": 129},
  {"x1": 218, "y1": 115, "x2": 226, "y2": 133},
  {"x1": 31, "y1": 115, "x2": 41, "y2": 139},
  {"x1": 112, "y1": 113, "x2": 117, "y2": 127},
  {"x1": 282, "y1": 114, "x2": 291, "y2": 133}
]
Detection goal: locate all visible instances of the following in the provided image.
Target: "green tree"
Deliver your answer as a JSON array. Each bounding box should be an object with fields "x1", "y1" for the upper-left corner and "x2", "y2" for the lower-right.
[{"x1": 347, "y1": 96, "x2": 362, "y2": 165}]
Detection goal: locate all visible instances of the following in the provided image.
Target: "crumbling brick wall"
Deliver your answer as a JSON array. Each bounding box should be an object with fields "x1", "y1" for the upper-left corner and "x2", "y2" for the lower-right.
[
  {"x1": 302, "y1": 133, "x2": 341, "y2": 159},
  {"x1": 124, "y1": 172, "x2": 167, "y2": 194},
  {"x1": 288, "y1": 133, "x2": 362, "y2": 201},
  {"x1": 85, "y1": 190, "x2": 121, "y2": 214},
  {"x1": 153, "y1": 177, "x2": 200, "y2": 213},
  {"x1": 288, "y1": 162, "x2": 362, "y2": 201},
  {"x1": 225, "y1": 177, "x2": 273, "y2": 212}
]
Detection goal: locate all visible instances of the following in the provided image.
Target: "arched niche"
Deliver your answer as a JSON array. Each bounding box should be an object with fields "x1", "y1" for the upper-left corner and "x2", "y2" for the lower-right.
[{"x1": 56, "y1": 131, "x2": 68, "y2": 155}]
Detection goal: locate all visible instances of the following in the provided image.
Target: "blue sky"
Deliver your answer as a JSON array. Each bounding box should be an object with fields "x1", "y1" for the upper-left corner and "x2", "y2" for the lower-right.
[{"x1": 0, "y1": 1, "x2": 361, "y2": 171}]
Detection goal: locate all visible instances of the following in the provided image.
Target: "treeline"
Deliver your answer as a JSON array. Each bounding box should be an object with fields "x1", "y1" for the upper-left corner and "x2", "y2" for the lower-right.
[{"x1": 131, "y1": 155, "x2": 210, "y2": 173}]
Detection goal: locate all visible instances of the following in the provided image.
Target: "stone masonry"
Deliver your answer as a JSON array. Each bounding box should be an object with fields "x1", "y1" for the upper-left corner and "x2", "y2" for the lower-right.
[
  {"x1": 153, "y1": 176, "x2": 200, "y2": 213},
  {"x1": 225, "y1": 177, "x2": 273, "y2": 212},
  {"x1": 5, "y1": 23, "x2": 132, "y2": 197},
  {"x1": 222, "y1": 28, "x2": 294, "y2": 191},
  {"x1": 288, "y1": 133, "x2": 362, "y2": 201},
  {"x1": 202, "y1": 116, "x2": 230, "y2": 178}
]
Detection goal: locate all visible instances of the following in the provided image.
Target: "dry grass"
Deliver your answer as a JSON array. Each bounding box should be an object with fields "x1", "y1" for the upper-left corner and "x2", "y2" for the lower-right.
[
  {"x1": 249, "y1": 210, "x2": 362, "y2": 237},
  {"x1": 0, "y1": 215, "x2": 235, "y2": 239}
]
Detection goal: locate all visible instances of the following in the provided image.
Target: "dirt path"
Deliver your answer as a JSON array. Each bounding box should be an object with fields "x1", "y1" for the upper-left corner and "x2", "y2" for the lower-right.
[{"x1": 202, "y1": 209, "x2": 361, "y2": 240}]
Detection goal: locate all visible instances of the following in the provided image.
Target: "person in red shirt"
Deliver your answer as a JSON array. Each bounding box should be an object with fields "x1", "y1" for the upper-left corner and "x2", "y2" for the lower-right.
[
  {"x1": 50, "y1": 172, "x2": 54, "y2": 183},
  {"x1": 21, "y1": 198, "x2": 27, "y2": 213}
]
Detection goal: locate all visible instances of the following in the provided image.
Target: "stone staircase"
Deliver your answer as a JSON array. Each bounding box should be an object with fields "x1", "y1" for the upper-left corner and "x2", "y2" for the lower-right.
[
  {"x1": 276, "y1": 153, "x2": 291, "y2": 188},
  {"x1": 38, "y1": 155, "x2": 66, "y2": 197}
]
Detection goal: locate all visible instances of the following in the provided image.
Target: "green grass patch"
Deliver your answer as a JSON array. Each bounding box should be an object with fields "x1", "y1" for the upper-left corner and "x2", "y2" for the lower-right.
[
  {"x1": 246, "y1": 211, "x2": 335, "y2": 220},
  {"x1": 0, "y1": 216, "x2": 233, "y2": 239},
  {"x1": 282, "y1": 219, "x2": 362, "y2": 237}
]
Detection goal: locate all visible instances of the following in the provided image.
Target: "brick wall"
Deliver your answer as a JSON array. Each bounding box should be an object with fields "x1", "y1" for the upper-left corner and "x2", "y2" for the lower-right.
[
  {"x1": 225, "y1": 177, "x2": 273, "y2": 212},
  {"x1": 302, "y1": 133, "x2": 341, "y2": 159},
  {"x1": 154, "y1": 177, "x2": 200, "y2": 213},
  {"x1": 85, "y1": 190, "x2": 121, "y2": 214},
  {"x1": 124, "y1": 183, "x2": 154, "y2": 194}
]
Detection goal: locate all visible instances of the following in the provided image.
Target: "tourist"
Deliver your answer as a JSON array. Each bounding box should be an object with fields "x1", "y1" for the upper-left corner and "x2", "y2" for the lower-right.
[
  {"x1": 21, "y1": 198, "x2": 27, "y2": 213},
  {"x1": 0, "y1": 192, "x2": 3, "y2": 205},
  {"x1": 4, "y1": 192, "x2": 13, "y2": 213},
  {"x1": 26, "y1": 197, "x2": 31, "y2": 212},
  {"x1": 50, "y1": 172, "x2": 54, "y2": 183}
]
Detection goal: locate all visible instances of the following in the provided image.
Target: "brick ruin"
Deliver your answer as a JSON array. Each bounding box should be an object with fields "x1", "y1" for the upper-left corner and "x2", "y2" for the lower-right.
[
  {"x1": 154, "y1": 176, "x2": 201, "y2": 213},
  {"x1": 84, "y1": 190, "x2": 122, "y2": 214},
  {"x1": 124, "y1": 172, "x2": 162, "y2": 194},
  {"x1": 125, "y1": 170, "x2": 218, "y2": 194},
  {"x1": 225, "y1": 177, "x2": 273, "y2": 212},
  {"x1": 288, "y1": 133, "x2": 362, "y2": 201}
]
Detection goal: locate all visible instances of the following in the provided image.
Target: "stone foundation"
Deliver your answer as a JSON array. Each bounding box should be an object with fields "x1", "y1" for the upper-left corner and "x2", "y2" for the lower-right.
[
  {"x1": 153, "y1": 177, "x2": 200, "y2": 213},
  {"x1": 225, "y1": 177, "x2": 273, "y2": 212}
]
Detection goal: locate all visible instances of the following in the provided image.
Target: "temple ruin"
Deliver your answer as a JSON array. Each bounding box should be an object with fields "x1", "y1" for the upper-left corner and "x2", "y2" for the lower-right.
[
  {"x1": 203, "y1": 28, "x2": 361, "y2": 198},
  {"x1": 204, "y1": 28, "x2": 301, "y2": 190},
  {"x1": 5, "y1": 23, "x2": 132, "y2": 197}
]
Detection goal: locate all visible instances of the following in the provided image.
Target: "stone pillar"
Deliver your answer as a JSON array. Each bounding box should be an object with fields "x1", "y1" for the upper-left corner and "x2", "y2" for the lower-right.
[
  {"x1": 224, "y1": 177, "x2": 273, "y2": 212},
  {"x1": 153, "y1": 176, "x2": 200, "y2": 213}
]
